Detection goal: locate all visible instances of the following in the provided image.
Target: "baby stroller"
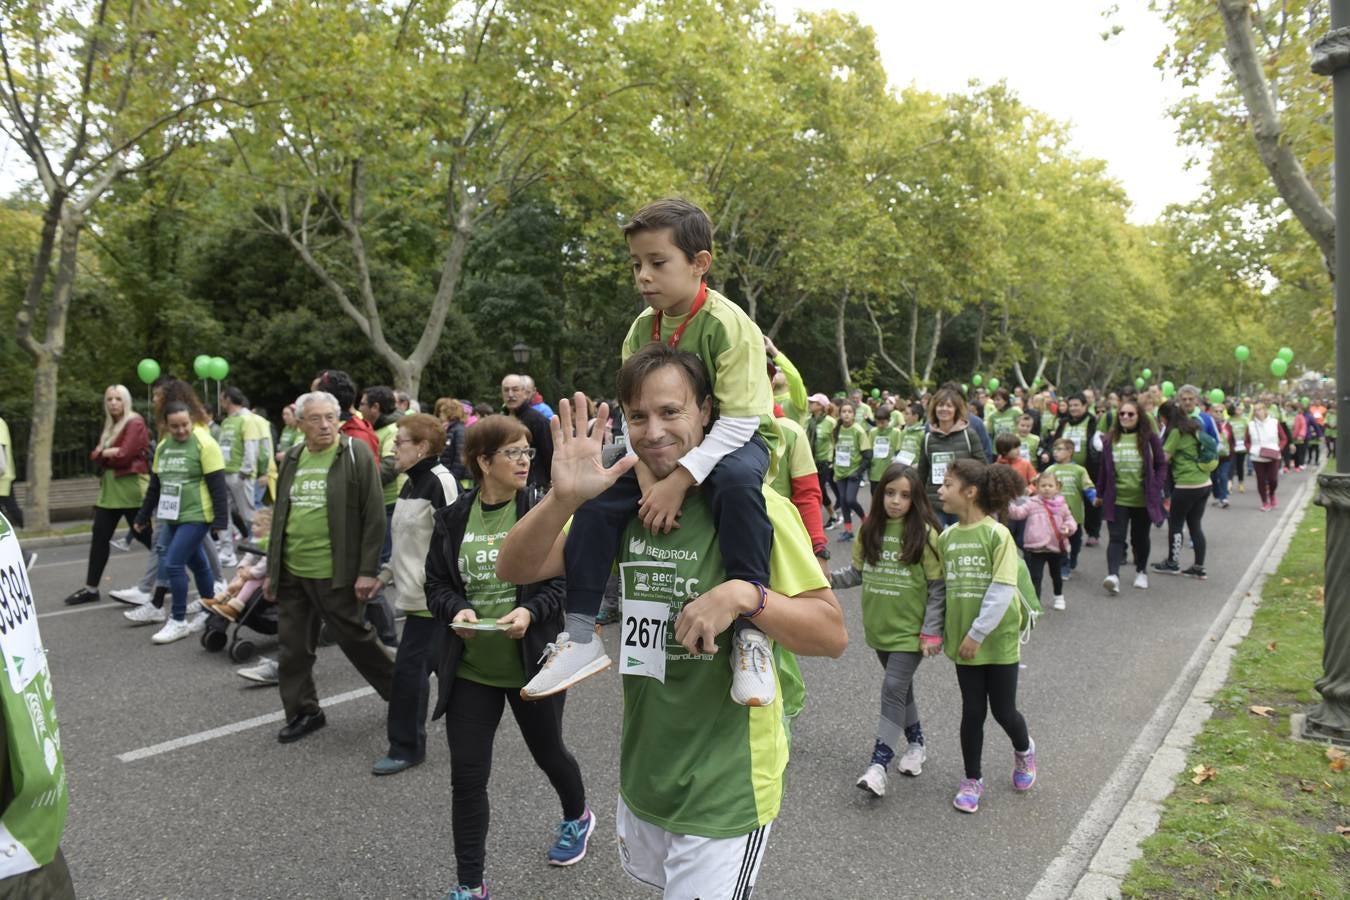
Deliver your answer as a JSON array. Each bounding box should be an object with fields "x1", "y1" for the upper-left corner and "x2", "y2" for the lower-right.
[{"x1": 201, "y1": 540, "x2": 278, "y2": 662}]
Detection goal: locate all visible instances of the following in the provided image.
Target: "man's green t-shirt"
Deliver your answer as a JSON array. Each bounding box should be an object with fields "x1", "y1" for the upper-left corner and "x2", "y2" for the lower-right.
[
  {"x1": 284, "y1": 444, "x2": 338, "y2": 578},
  {"x1": 1047, "y1": 462, "x2": 1093, "y2": 524},
  {"x1": 616, "y1": 488, "x2": 825, "y2": 839},
  {"x1": 218, "y1": 413, "x2": 247, "y2": 474},
  {"x1": 831, "y1": 422, "x2": 871, "y2": 480},
  {"x1": 988, "y1": 407, "x2": 1022, "y2": 436},
  {"x1": 867, "y1": 424, "x2": 900, "y2": 481},
  {"x1": 939, "y1": 518, "x2": 1021, "y2": 666},
  {"x1": 376, "y1": 421, "x2": 409, "y2": 507},
  {"x1": 457, "y1": 498, "x2": 527, "y2": 689},
  {"x1": 1060, "y1": 419, "x2": 1091, "y2": 467},
  {"x1": 851, "y1": 521, "x2": 943, "y2": 651},
  {"x1": 1163, "y1": 429, "x2": 1215, "y2": 486},
  {"x1": 1111, "y1": 436, "x2": 1145, "y2": 508},
  {"x1": 623, "y1": 288, "x2": 779, "y2": 458},
  {"x1": 153, "y1": 425, "x2": 225, "y2": 524}
]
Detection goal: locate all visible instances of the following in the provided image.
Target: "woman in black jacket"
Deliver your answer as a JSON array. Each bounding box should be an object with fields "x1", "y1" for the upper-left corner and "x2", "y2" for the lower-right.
[{"x1": 424, "y1": 415, "x2": 591, "y2": 900}]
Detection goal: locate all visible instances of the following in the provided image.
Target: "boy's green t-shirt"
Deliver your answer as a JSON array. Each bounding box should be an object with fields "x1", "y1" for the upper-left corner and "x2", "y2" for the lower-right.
[
  {"x1": 1163, "y1": 429, "x2": 1216, "y2": 486},
  {"x1": 894, "y1": 424, "x2": 925, "y2": 467},
  {"x1": 1018, "y1": 432, "x2": 1041, "y2": 462},
  {"x1": 851, "y1": 521, "x2": 943, "y2": 651},
  {"x1": 939, "y1": 518, "x2": 1021, "y2": 665},
  {"x1": 831, "y1": 422, "x2": 871, "y2": 480},
  {"x1": 988, "y1": 407, "x2": 1022, "y2": 436},
  {"x1": 1059, "y1": 419, "x2": 1092, "y2": 467},
  {"x1": 623, "y1": 288, "x2": 779, "y2": 459},
  {"x1": 867, "y1": 424, "x2": 901, "y2": 480},
  {"x1": 1047, "y1": 462, "x2": 1093, "y2": 524},
  {"x1": 457, "y1": 499, "x2": 527, "y2": 689},
  {"x1": 284, "y1": 443, "x2": 339, "y2": 578}
]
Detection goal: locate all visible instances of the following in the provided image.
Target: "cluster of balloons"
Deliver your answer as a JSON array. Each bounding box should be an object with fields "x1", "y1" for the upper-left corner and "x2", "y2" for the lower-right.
[
  {"x1": 193, "y1": 355, "x2": 231, "y2": 381},
  {"x1": 134, "y1": 355, "x2": 231, "y2": 385},
  {"x1": 968, "y1": 374, "x2": 1002, "y2": 390},
  {"x1": 1270, "y1": 346, "x2": 1294, "y2": 378}
]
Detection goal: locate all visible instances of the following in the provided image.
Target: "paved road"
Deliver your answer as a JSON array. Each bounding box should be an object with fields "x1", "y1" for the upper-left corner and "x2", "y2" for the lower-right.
[{"x1": 27, "y1": 473, "x2": 1309, "y2": 898}]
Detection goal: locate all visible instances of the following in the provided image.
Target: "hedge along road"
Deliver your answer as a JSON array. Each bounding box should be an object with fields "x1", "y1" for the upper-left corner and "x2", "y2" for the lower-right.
[{"x1": 24, "y1": 470, "x2": 1314, "y2": 899}]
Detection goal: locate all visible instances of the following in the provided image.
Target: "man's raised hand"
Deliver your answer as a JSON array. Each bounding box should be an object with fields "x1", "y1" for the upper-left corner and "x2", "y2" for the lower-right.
[{"x1": 548, "y1": 392, "x2": 636, "y2": 508}]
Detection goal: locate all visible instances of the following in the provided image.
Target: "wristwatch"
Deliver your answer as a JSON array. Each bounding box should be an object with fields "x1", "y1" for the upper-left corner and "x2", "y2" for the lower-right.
[{"x1": 815, "y1": 547, "x2": 831, "y2": 561}]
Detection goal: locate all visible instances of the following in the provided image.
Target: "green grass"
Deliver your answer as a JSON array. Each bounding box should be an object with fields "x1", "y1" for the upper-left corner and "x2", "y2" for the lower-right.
[
  {"x1": 1121, "y1": 504, "x2": 1349, "y2": 897},
  {"x1": 15, "y1": 521, "x2": 92, "y2": 539}
]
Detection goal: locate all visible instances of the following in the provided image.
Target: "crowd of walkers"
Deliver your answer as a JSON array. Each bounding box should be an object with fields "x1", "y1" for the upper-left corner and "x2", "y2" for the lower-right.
[{"x1": 16, "y1": 198, "x2": 1337, "y2": 900}]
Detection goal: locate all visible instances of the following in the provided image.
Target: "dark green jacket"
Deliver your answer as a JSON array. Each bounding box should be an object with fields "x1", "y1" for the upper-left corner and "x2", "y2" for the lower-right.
[{"x1": 267, "y1": 435, "x2": 384, "y2": 588}]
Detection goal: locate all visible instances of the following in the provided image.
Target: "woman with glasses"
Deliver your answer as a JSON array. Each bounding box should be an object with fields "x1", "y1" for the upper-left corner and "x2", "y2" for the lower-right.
[
  {"x1": 425, "y1": 415, "x2": 591, "y2": 899},
  {"x1": 1095, "y1": 399, "x2": 1167, "y2": 594}
]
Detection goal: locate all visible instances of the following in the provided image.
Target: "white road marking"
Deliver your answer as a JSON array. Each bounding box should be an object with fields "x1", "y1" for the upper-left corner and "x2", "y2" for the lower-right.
[
  {"x1": 117, "y1": 686, "x2": 377, "y2": 763},
  {"x1": 38, "y1": 604, "x2": 117, "y2": 620}
]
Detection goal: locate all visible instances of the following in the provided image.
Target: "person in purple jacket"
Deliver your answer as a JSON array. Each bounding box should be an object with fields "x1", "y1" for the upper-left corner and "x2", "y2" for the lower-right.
[{"x1": 1095, "y1": 399, "x2": 1168, "y2": 594}]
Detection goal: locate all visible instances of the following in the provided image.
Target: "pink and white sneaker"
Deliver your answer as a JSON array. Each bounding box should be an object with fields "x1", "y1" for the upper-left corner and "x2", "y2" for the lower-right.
[
  {"x1": 1013, "y1": 738, "x2": 1037, "y2": 792},
  {"x1": 953, "y1": 777, "x2": 984, "y2": 813}
]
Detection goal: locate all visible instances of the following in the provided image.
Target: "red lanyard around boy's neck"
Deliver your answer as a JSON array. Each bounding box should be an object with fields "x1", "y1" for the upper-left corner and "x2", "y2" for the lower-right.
[{"x1": 651, "y1": 282, "x2": 708, "y2": 347}]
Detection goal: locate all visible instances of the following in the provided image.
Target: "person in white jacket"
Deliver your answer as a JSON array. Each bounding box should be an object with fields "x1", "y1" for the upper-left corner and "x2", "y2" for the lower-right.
[
  {"x1": 1245, "y1": 402, "x2": 1285, "y2": 511},
  {"x1": 372, "y1": 413, "x2": 458, "y2": 775}
]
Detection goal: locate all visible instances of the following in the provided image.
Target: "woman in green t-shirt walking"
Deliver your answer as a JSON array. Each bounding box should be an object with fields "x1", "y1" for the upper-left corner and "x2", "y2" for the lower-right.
[
  {"x1": 64, "y1": 385, "x2": 153, "y2": 606},
  {"x1": 1153, "y1": 401, "x2": 1216, "y2": 580},
  {"x1": 424, "y1": 415, "x2": 592, "y2": 898}
]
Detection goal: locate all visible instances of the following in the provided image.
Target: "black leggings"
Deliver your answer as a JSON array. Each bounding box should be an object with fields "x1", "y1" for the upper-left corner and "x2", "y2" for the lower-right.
[
  {"x1": 1167, "y1": 485, "x2": 1210, "y2": 567},
  {"x1": 955, "y1": 663, "x2": 1029, "y2": 780},
  {"x1": 1232, "y1": 451, "x2": 1247, "y2": 484},
  {"x1": 1023, "y1": 549, "x2": 1064, "y2": 600},
  {"x1": 1107, "y1": 505, "x2": 1152, "y2": 575},
  {"x1": 816, "y1": 460, "x2": 838, "y2": 509},
  {"x1": 446, "y1": 676, "x2": 586, "y2": 888},
  {"x1": 86, "y1": 506, "x2": 151, "y2": 587}
]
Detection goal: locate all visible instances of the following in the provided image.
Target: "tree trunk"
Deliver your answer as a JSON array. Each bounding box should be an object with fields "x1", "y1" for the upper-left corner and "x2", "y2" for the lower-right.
[
  {"x1": 921, "y1": 309, "x2": 944, "y2": 387},
  {"x1": 1218, "y1": 0, "x2": 1336, "y2": 276},
  {"x1": 836, "y1": 290, "x2": 851, "y2": 389},
  {"x1": 973, "y1": 299, "x2": 987, "y2": 369}
]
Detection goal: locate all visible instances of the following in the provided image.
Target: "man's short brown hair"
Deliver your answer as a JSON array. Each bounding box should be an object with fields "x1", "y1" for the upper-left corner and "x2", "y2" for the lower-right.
[
  {"x1": 617, "y1": 343, "x2": 713, "y2": 415},
  {"x1": 622, "y1": 198, "x2": 714, "y2": 264}
]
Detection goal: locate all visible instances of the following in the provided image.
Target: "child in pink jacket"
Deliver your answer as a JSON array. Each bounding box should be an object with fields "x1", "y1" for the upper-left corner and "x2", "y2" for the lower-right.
[{"x1": 1008, "y1": 471, "x2": 1078, "y2": 611}]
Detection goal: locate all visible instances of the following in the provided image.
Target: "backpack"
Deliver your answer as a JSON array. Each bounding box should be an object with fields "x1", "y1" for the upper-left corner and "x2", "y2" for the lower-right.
[
  {"x1": 1195, "y1": 428, "x2": 1219, "y2": 465},
  {"x1": 1014, "y1": 554, "x2": 1041, "y2": 644}
]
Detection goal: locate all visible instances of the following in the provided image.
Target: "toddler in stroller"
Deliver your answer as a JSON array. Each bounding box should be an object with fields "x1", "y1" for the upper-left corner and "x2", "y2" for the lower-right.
[
  {"x1": 201, "y1": 509, "x2": 278, "y2": 662},
  {"x1": 203, "y1": 509, "x2": 271, "y2": 621}
]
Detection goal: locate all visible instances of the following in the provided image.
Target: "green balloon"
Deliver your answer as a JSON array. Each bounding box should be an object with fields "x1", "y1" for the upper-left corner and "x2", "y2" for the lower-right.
[
  {"x1": 1161, "y1": 380, "x2": 1176, "y2": 398},
  {"x1": 1234, "y1": 345, "x2": 1250, "y2": 362},
  {"x1": 136, "y1": 358, "x2": 160, "y2": 385},
  {"x1": 1141, "y1": 368, "x2": 1152, "y2": 380},
  {"x1": 987, "y1": 377, "x2": 1000, "y2": 391},
  {"x1": 870, "y1": 388, "x2": 880, "y2": 399},
  {"x1": 208, "y1": 356, "x2": 229, "y2": 381},
  {"x1": 193, "y1": 354, "x2": 212, "y2": 379},
  {"x1": 1135, "y1": 377, "x2": 1145, "y2": 389},
  {"x1": 1301, "y1": 396, "x2": 1310, "y2": 406},
  {"x1": 1270, "y1": 358, "x2": 1288, "y2": 377},
  {"x1": 1277, "y1": 346, "x2": 1293, "y2": 362},
  {"x1": 1209, "y1": 388, "x2": 1225, "y2": 404},
  {"x1": 971, "y1": 374, "x2": 983, "y2": 387}
]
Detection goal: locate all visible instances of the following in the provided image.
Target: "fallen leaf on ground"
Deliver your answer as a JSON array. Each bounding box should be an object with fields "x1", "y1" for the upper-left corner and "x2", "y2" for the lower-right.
[
  {"x1": 1332, "y1": 758, "x2": 1347, "y2": 773},
  {"x1": 1313, "y1": 586, "x2": 1325, "y2": 606},
  {"x1": 1267, "y1": 641, "x2": 1278, "y2": 652},
  {"x1": 1270, "y1": 876, "x2": 1283, "y2": 888},
  {"x1": 1298, "y1": 779, "x2": 1317, "y2": 792},
  {"x1": 1336, "y1": 825, "x2": 1350, "y2": 837},
  {"x1": 1191, "y1": 796, "x2": 1212, "y2": 804},
  {"x1": 1192, "y1": 764, "x2": 1218, "y2": 784},
  {"x1": 1249, "y1": 705, "x2": 1275, "y2": 718},
  {"x1": 1328, "y1": 747, "x2": 1347, "y2": 772},
  {"x1": 1281, "y1": 577, "x2": 1293, "y2": 585}
]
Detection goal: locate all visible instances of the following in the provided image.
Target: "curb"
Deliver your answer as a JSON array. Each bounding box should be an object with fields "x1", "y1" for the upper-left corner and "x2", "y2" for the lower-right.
[
  {"x1": 1027, "y1": 468, "x2": 1321, "y2": 900},
  {"x1": 16, "y1": 531, "x2": 94, "y2": 550}
]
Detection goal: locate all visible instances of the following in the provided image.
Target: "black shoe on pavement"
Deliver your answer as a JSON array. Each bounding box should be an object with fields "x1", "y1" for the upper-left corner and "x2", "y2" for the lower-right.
[
  {"x1": 278, "y1": 710, "x2": 327, "y2": 744},
  {"x1": 1151, "y1": 560, "x2": 1181, "y2": 575},
  {"x1": 1181, "y1": 565, "x2": 1207, "y2": 580},
  {"x1": 63, "y1": 588, "x2": 100, "y2": 606}
]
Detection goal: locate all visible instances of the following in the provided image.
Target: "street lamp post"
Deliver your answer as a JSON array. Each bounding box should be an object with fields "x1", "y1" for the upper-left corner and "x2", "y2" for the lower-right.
[
  {"x1": 511, "y1": 342, "x2": 532, "y2": 367},
  {"x1": 1308, "y1": 4, "x2": 1350, "y2": 744}
]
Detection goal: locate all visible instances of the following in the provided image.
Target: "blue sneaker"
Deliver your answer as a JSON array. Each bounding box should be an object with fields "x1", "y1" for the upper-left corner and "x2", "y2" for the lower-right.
[
  {"x1": 444, "y1": 884, "x2": 487, "y2": 900},
  {"x1": 547, "y1": 808, "x2": 594, "y2": 866},
  {"x1": 839, "y1": 530, "x2": 855, "y2": 543}
]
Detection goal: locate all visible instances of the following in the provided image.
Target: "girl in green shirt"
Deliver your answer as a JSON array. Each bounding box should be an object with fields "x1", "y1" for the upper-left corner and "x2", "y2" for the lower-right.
[
  {"x1": 830, "y1": 464, "x2": 946, "y2": 798},
  {"x1": 831, "y1": 401, "x2": 872, "y2": 542},
  {"x1": 936, "y1": 458, "x2": 1036, "y2": 814}
]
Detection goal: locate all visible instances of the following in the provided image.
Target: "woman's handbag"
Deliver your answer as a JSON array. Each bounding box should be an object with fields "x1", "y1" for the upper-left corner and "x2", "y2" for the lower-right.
[{"x1": 1258, "y1": 446, "x2": 1280, "y2": 461}]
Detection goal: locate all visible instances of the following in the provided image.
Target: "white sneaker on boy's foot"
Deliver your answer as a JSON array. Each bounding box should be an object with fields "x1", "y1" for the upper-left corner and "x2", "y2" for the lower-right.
[
  {"x1": 730, "y1": 629, "x2": 776, "y2": 707},
  {"x1": 519, "y1": 633, "x2": 611, "y2": 700},
  {"x1": 151, "y1": 618, "x2": 193, "y2": 644},
  {"x1": 1052, "y1": 594, "x2": 1066, "y2": 611},
  {"x1": 897, "y1": 742, "x2": 927, "y2": 777},
  {"x1": 125, "y1": 603, "x2": 166, "y2": 625},
  {"x1": 1133, "y1": 571, "x2": 1149, "y2": 590},
  {"x1": 1102, "y1": 574, "x2": 1120, "y2": 595},
  {"x1": 857, "y1": 763, "x2": 887, "y2": 797},
  {"x1": 110, "y1": 586, "x2": 151, "y2": 606}
]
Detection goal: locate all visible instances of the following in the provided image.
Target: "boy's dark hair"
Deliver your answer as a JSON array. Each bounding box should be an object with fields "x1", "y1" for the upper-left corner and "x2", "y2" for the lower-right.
[
  {"x1": 994, "y1": 432, "x2": 1021, "y2": 457},
  {"x1": 315, "y1": 369, "x2": 357, "y2": 412},
  {"x1": 222, "y1": 386, "x2": 248, "y2": 408},
  {"x1": 617, "y1": 343, "x2": 713, "y2": 414},
  {"x1": 362, "y1": 385, "x2": 396, "y2": 417},
  {"x1": 622, "y1": 198, "x2": 714, "y2": 266},
  {"x1": 860, "y1": 464, "x2": 939, "y2": 567}
]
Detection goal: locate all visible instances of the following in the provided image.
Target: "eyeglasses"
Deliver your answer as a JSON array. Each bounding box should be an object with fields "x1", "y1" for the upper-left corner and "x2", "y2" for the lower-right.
[
  {"x1": 492, "y1": 447, "x2": 536, "y2": 461},
  {"x1": 392, "y1": 437, "x2": 417, "y2": 447},
  {"x1": 1119, "y1": 412, "x2": 1138, "y2": 418}
]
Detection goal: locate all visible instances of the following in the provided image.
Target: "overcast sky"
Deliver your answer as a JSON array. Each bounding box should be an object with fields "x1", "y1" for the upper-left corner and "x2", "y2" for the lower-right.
[{"x1": 769, "y1": 0, "x2": 1210, "y2": 223}]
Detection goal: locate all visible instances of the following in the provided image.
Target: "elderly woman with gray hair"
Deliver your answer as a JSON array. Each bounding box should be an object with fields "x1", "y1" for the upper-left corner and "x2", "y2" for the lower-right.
[{"x1": 64, "y1": 384, "x2": 153, "y2": 606}]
